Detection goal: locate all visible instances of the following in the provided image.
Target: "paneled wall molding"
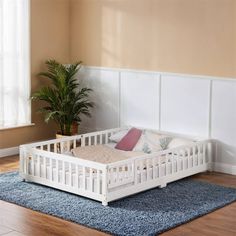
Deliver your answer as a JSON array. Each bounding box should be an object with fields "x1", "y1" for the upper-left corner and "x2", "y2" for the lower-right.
[
  {"x1": 78, "y1": 66, "x2": 236, "y2": 175},
  {"x1": 86, "y1": 66, "x2": 236, "y2": 82}
]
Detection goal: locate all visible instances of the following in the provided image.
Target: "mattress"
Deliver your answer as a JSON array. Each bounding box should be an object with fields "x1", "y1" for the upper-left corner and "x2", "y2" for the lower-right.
[{"x1": 71, "y1": 144, "x2": 144, "y2": 164}]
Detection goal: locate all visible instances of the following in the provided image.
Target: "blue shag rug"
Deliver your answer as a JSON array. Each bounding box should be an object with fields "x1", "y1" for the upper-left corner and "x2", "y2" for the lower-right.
[{"x1": 0, "y1": 172, "x2": 236, "y2": 236}]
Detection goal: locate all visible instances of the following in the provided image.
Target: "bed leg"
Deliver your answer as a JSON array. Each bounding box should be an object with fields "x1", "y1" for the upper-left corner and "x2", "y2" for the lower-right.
[
  {"x1": 21, "y1": 176, "x2": 28, "y2": 182},
  {"x1": 159, "y1": 183, "x2": 167, "y2": 188},
  {"x1": 102, "y1": 201, "x2": 108, "y2": 206},
  {"x1": 22, "y1": 178, "x2": 27, "y2": 182}
]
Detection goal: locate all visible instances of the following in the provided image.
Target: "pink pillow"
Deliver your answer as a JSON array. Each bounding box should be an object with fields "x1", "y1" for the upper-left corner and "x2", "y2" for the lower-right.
[{"x1": 115, "y1": 128, "x2": 142, "y2": 151}]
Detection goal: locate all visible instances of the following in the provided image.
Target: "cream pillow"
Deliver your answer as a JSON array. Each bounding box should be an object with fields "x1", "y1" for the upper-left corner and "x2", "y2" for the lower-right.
[
  {"x1": 168, "y1": 138, "x2": 195, "y2": 156},
  {"x1": 109, "y1": 129, "x2": 129, "y2": 143},
  {"x1": 133, "y1": 130, "x2": 163, "y2": 153},
  {"x1": 168, "y1": 138, "x2": 194, "y2": 149}
]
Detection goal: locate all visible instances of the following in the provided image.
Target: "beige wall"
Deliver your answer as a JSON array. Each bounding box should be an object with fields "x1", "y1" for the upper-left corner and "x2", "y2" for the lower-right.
[
  {"x1": 70, "y1": 0, "x2": 236, "y2": 78},
  {"x1": 0, "y1": 0, "x2": 70, "y2": 148},
  {"x1": 1, "y1": 0, "x2": 236, "y2": 149}
]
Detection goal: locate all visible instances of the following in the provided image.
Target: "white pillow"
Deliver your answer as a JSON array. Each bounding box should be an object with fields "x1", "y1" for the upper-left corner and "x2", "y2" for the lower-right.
[
  {"x1": 109, "y1": 129, "x2": 129, "y2": 143},
  {"x1": 168, "y1": 138, "x2": 195, "y2": 156},
  {"x1": 168, "y1": 138, "x2": 194, "y2": 149},
  {"x1": 133, "y1": 130, "x2": 163, "y2": 153}
]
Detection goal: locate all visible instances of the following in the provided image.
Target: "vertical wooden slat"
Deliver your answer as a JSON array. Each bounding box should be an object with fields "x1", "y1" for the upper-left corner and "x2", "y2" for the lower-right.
[
  {"x1": 187, "y1": 148, "x2": 191, "y2": 169},
  {"x1": 56, "y1": 159, "x2": 59, "y2": 183},
  {"x1": 100, "y1": 134, "x2": 103, "y2": 144},
  {"x1": 69, "y1": 163, "x2": 72, "y2": 186},
  {"x1": 37, "y1": 155, "x2": 40, "y2": 177},
  {"x1": 176, "y1": 151, "x2": 180, "y2": 173},
  {"x1": 73, "y1": 139, "x2": 76, "y2": 149},
  {"x1": 83, "y1": 167, "x2": 86, "y2": 190},
  {"x1": 122, "y1": 165, "x2": 126, "y2": 180},
  {"x1": 127, "y1": 164, "x2": 130, "y2": 178},
  {"x1": 26, "y1": 153, "x2": 29, "y2": 175},
  {"x1": 193, "y1": 146, "x2": 196, "y2": 167},
  {"x1": 158, "y1": 156, "x2": 161, "y2": 177},
  {"x1": 54, "y1": 143, "x2": 57, "y2": 153},
  {"x1": 62, "y1": 161, "x2": 65, "y2": 184},
  {"x1": 105, "y1": 133, "x2": 108, "y2": 144},
  {"x1": 88, "y1": 137, "x2": 91, "y2": 146},
  {"x1": 47, "y1": 144, "x2": 50, "y2": 152},
  {"x1": 140, "y1": 160, "x2": 144, "y2": 183},
  {"x1": 97, "y1": 170, "x2": 100, "y2": 194},
  {"x1": 197, "y1": 145, "x2": 201, "y2": 165},
  {"x1": 49, "y1": 158, "x2": 53, "y2": 181},
  {"x1": 110, "y1": 168, "x2": 114, "y2": 185},
  {"x1": 81, "y1": 136, "x2": 85, "y2": 147},
  {"x1": 32, "y1": 155, "x2": 35, "y2": 176},
  {"x1": 135, "y1": 160, "x2": 139, "y2": 184},
  {"x1": 75, "y1": 165, "x2": 79, "y2": 188},
  {"x1": 115, "y1": 167, "x2": 119, "y2": 183},
  {"x1": 203, "y1": 143, "x2": 206, "y2": 164},
  {"x1": 60, "y1": 142, "x2": 63, "y2": 153},
  {"x1": 67, "y1": 141, "x2": 70, "y2": 152},
  {"x1": 44, "y1": 157, "x2": 47, "y2": 179},
  {"x1": 171, "y1": 153, "x2": 175, "y2": 174},
  {"x1": 152, "y1": 157, "x2": 156, "y2": 179},
  {"x1": 90, "y1": 168, "x2": 93, "y2": 192},
  {"x1": 131, "y1": 163, "x2": 134, "y2": 180},
  {"x1": 94, "y1": 136, "x2": 97, "y2": 145},
  {"x1": 164, "y1": 154, "x2": 168, "y2": 176},
  {"x1": 146, "y1": 159, "x2": 150, "y2": 181}
]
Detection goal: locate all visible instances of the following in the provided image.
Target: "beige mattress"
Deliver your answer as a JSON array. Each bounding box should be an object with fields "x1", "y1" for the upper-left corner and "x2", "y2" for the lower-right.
[{"x1": 71, "y1": 144, "x2": 144, "y2": 164}]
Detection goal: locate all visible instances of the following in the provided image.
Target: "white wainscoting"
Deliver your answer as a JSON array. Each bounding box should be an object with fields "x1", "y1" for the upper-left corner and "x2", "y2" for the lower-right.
[
  {"x1": 79, "y1": 68, "x2": 120, "y2": 132},
  {"x1": 160, "y1": 75, "x2": 211, "y2": 137},
  {"x1": 78, "y1": 66, "x2": 236, "y2": 175},
  {"x1": 211, "y1": 81, "x2": 236, "y2": 168},
  {"x1": 120, "y1": 71, "x2": 160, "y2": 129}
]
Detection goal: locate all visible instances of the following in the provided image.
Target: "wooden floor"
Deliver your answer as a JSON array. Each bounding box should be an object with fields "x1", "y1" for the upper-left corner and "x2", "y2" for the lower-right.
[{"x1": 0, "y1": 156, "x2": 236, "y2": 236}]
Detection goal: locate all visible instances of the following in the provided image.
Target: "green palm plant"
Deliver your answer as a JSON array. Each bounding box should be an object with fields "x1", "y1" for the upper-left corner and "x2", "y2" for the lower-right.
[{"x1": 32, "y1": 60, "x2": 93, "y2": 136}]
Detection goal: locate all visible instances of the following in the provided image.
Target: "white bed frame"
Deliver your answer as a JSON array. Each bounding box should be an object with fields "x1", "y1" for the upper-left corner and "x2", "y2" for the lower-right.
[{"x1": 20, "y1": 127, "x2": 212, "y2": 206}]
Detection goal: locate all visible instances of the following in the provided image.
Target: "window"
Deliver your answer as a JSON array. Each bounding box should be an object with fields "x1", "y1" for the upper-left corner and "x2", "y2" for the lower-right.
[{"x1": 0, "y1": 0, "x2": 30, "y2": 128}]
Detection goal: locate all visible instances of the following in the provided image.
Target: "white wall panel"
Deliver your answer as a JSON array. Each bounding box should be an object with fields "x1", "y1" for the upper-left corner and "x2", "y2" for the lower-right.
[
  {"x1": 161, "y1": 75, "x2": 210, "y2": 137},
  {"x1": 77, "y1": 66, "x2": 236, "y2": 170},
  {"x1": 120, "y1": 71, "x2": 160, "y2": 129},
  {"x1": 78, "y1": 68, "x2": 120, "y2": 132},
  {"x1": 211, "y1": 81, "x2": 236, "y2": 164}
]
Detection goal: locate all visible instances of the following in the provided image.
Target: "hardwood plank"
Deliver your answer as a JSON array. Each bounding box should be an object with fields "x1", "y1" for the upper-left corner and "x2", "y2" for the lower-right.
[
  {"x1": 0, "y1": 156, "x2": 19, "y2": 173},
  {"x1": 0, "y1": 156, "x2": 236, "y2": 236},
  {"x1": 0, "y1": 200, "x2": 107, "y2": 236}
]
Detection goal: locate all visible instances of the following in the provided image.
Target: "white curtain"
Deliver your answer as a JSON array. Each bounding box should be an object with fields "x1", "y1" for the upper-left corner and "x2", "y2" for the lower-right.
[{"x1": 0, "y1": 0, "x2": 30, "y2": 128}]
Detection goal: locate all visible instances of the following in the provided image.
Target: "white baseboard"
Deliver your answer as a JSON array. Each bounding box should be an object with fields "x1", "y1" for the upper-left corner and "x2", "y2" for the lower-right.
[
  {"x1": 0, "y1": 146, "x2": 19, "y2": 158},
  {"x1": 212, "y1": 162, "x2": 236, "y2": 175}
]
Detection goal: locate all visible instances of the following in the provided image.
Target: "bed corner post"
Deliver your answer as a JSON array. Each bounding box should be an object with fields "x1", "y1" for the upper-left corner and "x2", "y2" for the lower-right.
[
  {"x1": 102, "y1": 165, "x2": 109, "y2": 206},
  {"x1": 159, "y1": 182, "x2": 167, "y2": 188},
  {"x1": 19, "y1": 145, "x2": 26, "y2": 181}
]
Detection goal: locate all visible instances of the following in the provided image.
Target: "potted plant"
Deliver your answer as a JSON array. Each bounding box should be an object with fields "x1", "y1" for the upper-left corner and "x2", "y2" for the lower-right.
[{"x1": 32, "y1": 60, "x2": 93, "y2": 137}]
